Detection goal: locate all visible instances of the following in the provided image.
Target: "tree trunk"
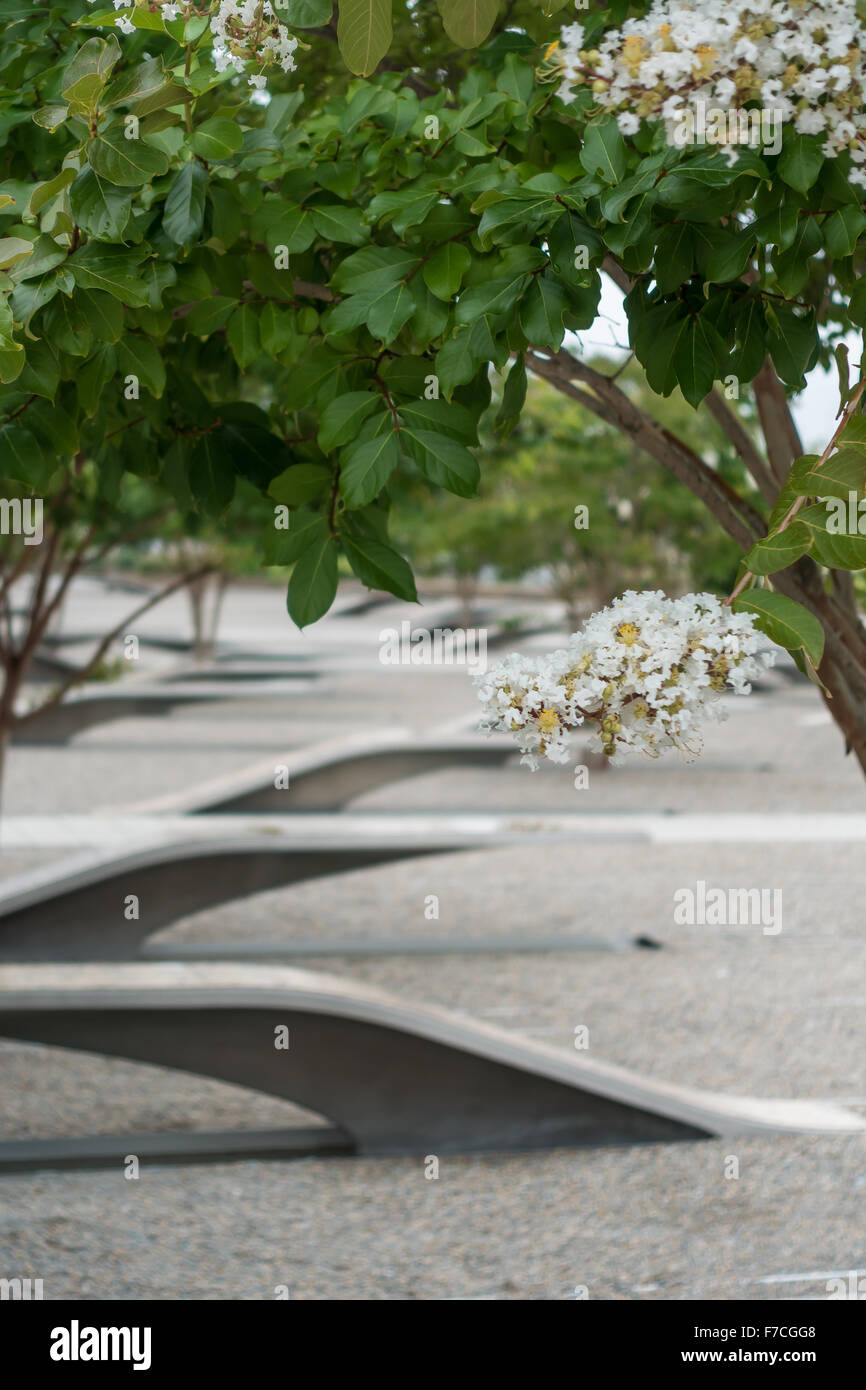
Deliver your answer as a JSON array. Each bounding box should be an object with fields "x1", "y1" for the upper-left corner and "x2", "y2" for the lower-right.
[
  {"x1": 455, "y1": 571, "x2": 478, "y2": 628},
  {"x1": 187, "y1": 571, "x2": 227, "y2": 662}
]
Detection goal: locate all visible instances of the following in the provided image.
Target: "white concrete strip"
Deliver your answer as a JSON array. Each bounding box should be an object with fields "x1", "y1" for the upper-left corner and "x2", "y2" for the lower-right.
[{"x1": 3, "y1": 810, "x2": 866, "y2": 850}]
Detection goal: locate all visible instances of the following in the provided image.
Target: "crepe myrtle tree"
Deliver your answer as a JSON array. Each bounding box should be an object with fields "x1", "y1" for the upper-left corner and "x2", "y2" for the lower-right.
[{"x1": 2, "y1": 2, "x2": 866, "y2": 769}]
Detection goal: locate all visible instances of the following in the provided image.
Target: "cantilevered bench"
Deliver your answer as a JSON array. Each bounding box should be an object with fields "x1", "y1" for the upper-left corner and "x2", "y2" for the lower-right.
[
  {"x1": 129, "y1": 728, "x2": 525, "y2": 815},
  {"x1": 13, "y1": 674, "x2": 318, "y2": 744},
  {"x1": 2, "y1": 963, "x2": 861, "y2": 1162},
  {"x1": 0, "y1": 815, "x2": 642, "y2": 962}
]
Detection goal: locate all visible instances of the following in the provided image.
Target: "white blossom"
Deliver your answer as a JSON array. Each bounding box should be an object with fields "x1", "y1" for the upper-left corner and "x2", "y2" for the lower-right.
[
  {"x1": 474, "y1": 591, "x2": 773, "y2": 769},
  {"x1": 556, "y1": 0, "x2": 866, "y2": 159}
]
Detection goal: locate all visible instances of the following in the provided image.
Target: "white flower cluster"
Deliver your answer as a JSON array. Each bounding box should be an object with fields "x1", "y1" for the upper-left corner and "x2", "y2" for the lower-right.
[
  {"x1": 474, "y1": 591, "x2": 773, "y2": 767},
  {"x1": 558, "y1": 0, "x2": 866, "y2": 180},
  {"x1": 96, "y1": 0, "x2": 298, "y2": 87},
  {"x1": 211, "y1": 0, "x2": 298, "y2": 87}
]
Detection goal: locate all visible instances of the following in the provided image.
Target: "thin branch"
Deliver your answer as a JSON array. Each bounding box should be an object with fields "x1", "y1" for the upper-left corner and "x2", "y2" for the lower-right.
[
  {"x1": 752, "y1": 357, "x2": 805, "y2": 486},
  {"x1": 727, "y1": 376, "x2": 866, "y2": 605},
  {"x1": 704, "y1": 389, "x2": 778, "y2": 504},
  {"x1": 14, "y1": 566, "x2": 216, "y2": 728}
]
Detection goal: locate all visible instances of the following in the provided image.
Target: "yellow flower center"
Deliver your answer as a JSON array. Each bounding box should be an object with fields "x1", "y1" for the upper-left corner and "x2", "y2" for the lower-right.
[{"x1": 537, "y1": 709, "x2": 560, "y2": 735}]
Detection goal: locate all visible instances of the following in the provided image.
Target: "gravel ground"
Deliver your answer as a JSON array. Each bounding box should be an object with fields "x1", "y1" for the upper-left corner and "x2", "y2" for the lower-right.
[
  {"x1": 2, "y1": 1136, "x2": 865, "y2": 1300},
  {"x1": 2, "y1": 581, "x2": 865, "y2": 1301}
]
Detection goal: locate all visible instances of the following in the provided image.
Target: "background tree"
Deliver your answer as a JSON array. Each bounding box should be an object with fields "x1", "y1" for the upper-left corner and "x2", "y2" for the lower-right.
[{"x1": 392, "y1": 367, "x2": 743, "y2": 623}]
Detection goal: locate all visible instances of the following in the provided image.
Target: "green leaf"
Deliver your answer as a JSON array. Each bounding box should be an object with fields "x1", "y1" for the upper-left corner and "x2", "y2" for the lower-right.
[
  {"x1": 341, "y1": 531, "x2": 417, "y2": 600},
  {"x1": 766, "y1": 303, "x2": 818, "y2": 389},
  {"x1": 0, "y1": 424, "x2": 53, "y2": 486},
  {"x1": 117, "y1": 336, "x2": 166, "y2": 397},
  {"x1": 366, "y1": 187, "x2": 439, "y2": 237},
  {"x1": 331, "y1": 245, "x2": 418, "y2": 294},
  {"x1": 69, "y1": 245, "x2": 148, "y2": 305},
  {"x1": 161, "y1": 162, "x2": 207, "y2": 237},
  {"x1": 88, "y1": 130, "x2": 170, "y2": 186},
  {"x1": 69, "y1": 166, "x2": 131, "y2": 241},
  {"x1": 288, "y1": 527, "x2": 338, "y2": 626},
  {"x1": 798, "y1": 500, "x2": 866, "y2": 569},
  {"x1": 402, "y1": 426, "x2": 480, "y2": 497},
  {"x1": 282, "y1": 0, "x2": 332, "y2": 25},
  {"x1": 33, "y1": 106, "x2": 68, "y2": 132},
  {"x1": 62, "y1": 34, "x2": 120, "y2": 86},
  {"x1": 802, "y1": 446, "x2": 866, "y2": 501},
  {"x1": 185, "y1": 295, "x2": 237, "y2": 336},
  {"x1": 42, "y1": 293, "x2": 92, "y2": 356},
  {"x1": 753, "y1": 204, "x2": 799, "y2": 251},
  {"x1": 78, "y1": 290, "x2": 124, "y2": 343},
  {"x1": 579, "y1": 115, "x2": 627, "y2": 185},
  {"x1": 226, "y1": 304, "x2": 260, "y2": 369},
  {"x1": 264, "y1": 203, "x2": 316, "y2": 255},
  {"x1": 266, "y1": 510, "x2": 329, "y2": 566},
  {"x1": 27, "y1": 398, "x2": 78, "y2": 456},
  {"x1": 309, "y1": 203, "x2": 367, "y2": 245},
  {"x1": 455, "y1": 272, "x2": 530, "y2": 327},
  {"x1": 673, "y1": 315, "x2": 725, "y2": 408},
  {"x1": 339, "y1": 430, "x2": 400, "y2": 507},
  {"x1": 396, "y1": 397, "x2": 479, "y2": 444},
  {"x1": 337, "y1": 0, "x2": 392, "y2": 76},
  {"x1": 733, "y1": 590, "x2": 824, "y2": 668},
  {"x1": 422, "y1": 242, "x2": 472, "y2": 301},
  {"x1": 823, "y1": 204, "x2": 866, "y2": 260},
  {"x1": 190, "y1": 118, "x2": 244, "y2": 161},
  {"x1": 519, "y1": 274, "x2": 568, "y2": 349},
  {"x1": 366, "y1": 281, "x2": 415, "y2": 342},
  {"x1": 189, "y1": 432, "x2": 236, "y2": 514},
  {"x1": 259, "y1": 302, "x2": 297, "y2": 355},
  {"x1": 318, "y1": 391, "x2": 384, "y2": 451},
  {"x1": 0, "y1": 237, "x2": 33, "y2": 271},
  {"x1": 495, "y1": 352, "x2": 526, "y2": 437},
  {"x1": 703, "y1": 228, "x2": 756, "y2": 284},
  {"x1": 102, "y1": 56, "x2": 171, "y2": 107},
  {"x1": 777, "y1": 133, "x2": 824, "y2": 195},
  {"x1": 766, "y1": 453, "x2": 820, "y2": 531},
  {"x1": 743, "y1": 521, "x2": 811, "y2": 575},
  {"x1": 162, "y1": 161, "x2": 207, "y2": 246},
  {"x1": 0, "y1": 346, "x2": 25, "y2": 384},
  {"x1": 28, "y1": 169, "x2": 76, "y2": 217},
  {"x1": 436, "y1": 0, "x2": 498, "y2": 47},
  {"x1": 652, "y1": 222, "x2": 695, "y2": 294},
  {"x1": 729, "y1": 293, "x2": 767, "y2": 383},
  {"x1": 269, "y1": 463, "x2": 332, "y2": 506}
]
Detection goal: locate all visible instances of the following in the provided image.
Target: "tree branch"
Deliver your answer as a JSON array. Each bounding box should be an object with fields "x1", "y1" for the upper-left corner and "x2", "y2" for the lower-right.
[
  {"x1": 752, "y1": 357, "x2": 805, "y2": 485},
  {"x1": 14, "y1": 566, "x2": 216, "y2": 728},
  {"x1": 703, "y1": 389, "x2": 777, "y2": 504},
  {"x1": 527, "y1": 349, "x2": 766, "y2": 552}
]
